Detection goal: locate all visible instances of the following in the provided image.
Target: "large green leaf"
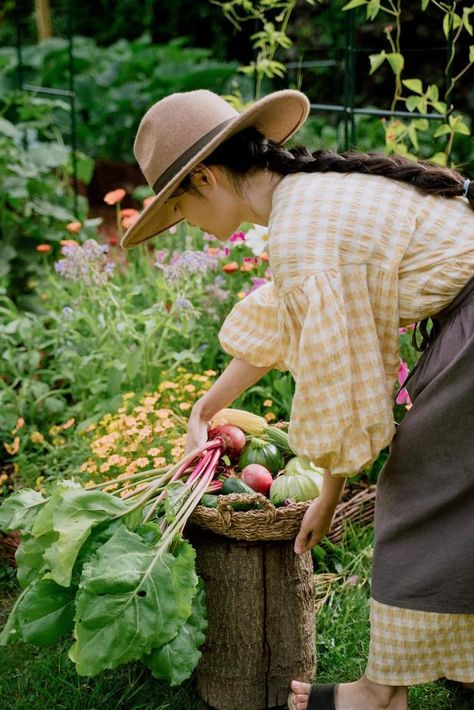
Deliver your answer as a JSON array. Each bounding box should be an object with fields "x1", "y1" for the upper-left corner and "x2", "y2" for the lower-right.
[
  {"x1": 17, "y1": 579, "x2": 75, "y2": 644},
  {"x1": 32, "y1": 481, "x2": 128, "y2": 587},
  {"x1": 143, "y1": 578, "x2": 207, "y2": 686},
  {"x1": 69, "y1": 528, "x2": 198, "y2": 676},
  {"x1": 0, "y1": 579, "x2": 75, "y2": 646},
  {"x1": 0, "y1": 489, "x2": 46, "y2": 533},
  {"x1": 15, "y1": 531, "x2": 59, "y2": 588},
  {"x1": 32, "y1": 481, "x2": 79, "y2": 537}
]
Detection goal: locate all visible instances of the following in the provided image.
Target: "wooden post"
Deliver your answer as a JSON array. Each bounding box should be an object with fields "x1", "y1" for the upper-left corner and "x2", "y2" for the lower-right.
[
  {"x1": 35, "y1": 0, "x2": 52, "y2": 41},
  {"x1": 185, "y1": 526, "x2": 316, "y2": 710}
]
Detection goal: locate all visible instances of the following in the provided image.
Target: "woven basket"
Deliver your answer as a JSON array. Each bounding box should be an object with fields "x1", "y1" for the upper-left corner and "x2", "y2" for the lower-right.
[
  {"x1": 189, "y1": 484, "x2": 377, "y2": 543},
  {"x1": 189, "y1": 492, "x2": 311, "y2": 542}
]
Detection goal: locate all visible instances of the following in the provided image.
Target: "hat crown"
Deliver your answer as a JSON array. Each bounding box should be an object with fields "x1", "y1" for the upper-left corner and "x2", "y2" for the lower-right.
[{"x1": 134, "y1": 90, "x2": 239, "y2": 188}]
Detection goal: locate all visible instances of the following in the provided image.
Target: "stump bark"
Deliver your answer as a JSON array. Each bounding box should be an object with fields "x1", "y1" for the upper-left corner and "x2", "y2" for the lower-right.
[{"x1": 185, "y1": 526, "x2": 316, "y2": 710}]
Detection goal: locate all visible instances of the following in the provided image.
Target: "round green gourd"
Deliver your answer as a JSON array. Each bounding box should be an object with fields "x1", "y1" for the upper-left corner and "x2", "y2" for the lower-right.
[
  {"x1": 269, "y1": 456, "x2": 325, "y2": 505},
  {"x1": 238, "y1": 437, "x2": 284, "y2": 475}
]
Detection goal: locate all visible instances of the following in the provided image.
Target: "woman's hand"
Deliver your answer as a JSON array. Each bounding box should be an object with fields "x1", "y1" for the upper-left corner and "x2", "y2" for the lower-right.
[
  {"x1": 184, "y1": 404, "x2": 210, "y2": 455},
  {"x1": 294, "y1": 497, "x2": 337, "y2": 554},
  {"x1": 183, "y1": 359, "x2": 273, "y2": 456}
]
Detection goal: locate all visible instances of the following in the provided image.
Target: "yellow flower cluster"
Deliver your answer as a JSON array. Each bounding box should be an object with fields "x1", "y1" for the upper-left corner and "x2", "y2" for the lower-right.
[{"x1": 78, "y1": 369, "x2": 215, "y2": 490}]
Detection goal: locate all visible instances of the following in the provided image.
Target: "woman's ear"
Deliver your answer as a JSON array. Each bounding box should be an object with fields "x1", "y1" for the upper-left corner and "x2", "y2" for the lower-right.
[{"x1": 189, "y1": 164, "x2": 219, "y2": 189}]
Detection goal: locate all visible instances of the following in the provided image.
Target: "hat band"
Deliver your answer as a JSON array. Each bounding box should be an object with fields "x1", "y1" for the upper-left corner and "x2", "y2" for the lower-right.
[{"x1": 152, "y1": 117, "x2": 236, "y2": 194}]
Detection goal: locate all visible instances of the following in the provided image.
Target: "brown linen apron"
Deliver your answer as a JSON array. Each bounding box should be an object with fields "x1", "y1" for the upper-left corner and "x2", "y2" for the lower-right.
[{"x1": 371, "y1": 274, "x2": 474, "y2": 614}]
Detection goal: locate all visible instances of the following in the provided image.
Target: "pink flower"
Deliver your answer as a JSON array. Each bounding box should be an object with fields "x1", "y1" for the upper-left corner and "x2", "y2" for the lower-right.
[
  {"x1": 104, "y1": 188, "x2": 126, "y2": 205},
  {"x1": 229, "y1": 231, "x2": 246, "y2": 243},
  {"x1": 245, "y1": 276, "x2": 268, "y2": 296},
  {"x1": 169, "y1": 225, "x2": 177, "y2": 234},
  {"x1": 396, "y1": 359, "x2": 411, "y2": 406}
]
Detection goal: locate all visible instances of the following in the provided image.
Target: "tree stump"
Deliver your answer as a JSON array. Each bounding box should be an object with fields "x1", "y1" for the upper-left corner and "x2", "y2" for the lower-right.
[{"x1": 185, "y1": 526, "x2": 316, "y2": 710}]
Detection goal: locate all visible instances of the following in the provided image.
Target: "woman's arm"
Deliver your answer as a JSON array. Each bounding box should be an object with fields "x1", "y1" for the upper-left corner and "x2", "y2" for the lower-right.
[{"x1": 185, "y1": 358, "x2": 272, "y2": 453}]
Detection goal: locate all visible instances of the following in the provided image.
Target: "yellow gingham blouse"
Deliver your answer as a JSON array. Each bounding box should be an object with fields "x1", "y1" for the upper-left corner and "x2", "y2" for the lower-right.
[{"x1": 218, "y1": 172, "x2": 474, "y2": 476}]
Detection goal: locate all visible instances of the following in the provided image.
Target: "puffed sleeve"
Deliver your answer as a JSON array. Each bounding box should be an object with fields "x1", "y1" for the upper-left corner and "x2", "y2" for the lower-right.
[
  {"x1": 283, "y1": 266, "x2": 399, "y2": 476},
  {"x1": 218, "y1": 282, "x2": 287, "y2": 371}
]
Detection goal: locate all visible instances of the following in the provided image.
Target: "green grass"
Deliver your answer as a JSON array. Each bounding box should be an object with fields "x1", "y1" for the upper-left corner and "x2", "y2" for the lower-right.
[{"x1": 1, "y1": 526, "x2": 472, "y2": 709}]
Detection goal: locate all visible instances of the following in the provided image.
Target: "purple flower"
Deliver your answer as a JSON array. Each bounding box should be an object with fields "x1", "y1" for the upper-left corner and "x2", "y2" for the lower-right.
[{"x1": 54, "y1": 239, "x2": 115, "y2": 286}]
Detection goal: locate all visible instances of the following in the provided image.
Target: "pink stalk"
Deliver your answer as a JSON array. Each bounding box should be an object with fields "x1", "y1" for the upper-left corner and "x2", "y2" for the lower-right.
[
  {"x1": 206, "y1": 480, "x2": 223, "y2": 493},
  {"x1": 187, "y1": 447, "x2": 221, "y2": 485},
  {"x1": 159, "y1": 447, "x2": 222, "y2": 540}
]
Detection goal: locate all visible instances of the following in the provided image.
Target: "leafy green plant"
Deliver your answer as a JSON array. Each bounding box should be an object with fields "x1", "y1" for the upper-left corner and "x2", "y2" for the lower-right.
[
  {"x1": 213, "y1": 0, "x2": 321, "y2": 103},
  {"x1": 0, "y1": 35, "x2": 239, "y2": 161},
  {"x1": 0, "y1": 480, "x2": 207, "y2": 685},
  {"x1": 0, "y1": 108, "x2": 93, "y2": 307},
  {"x1": 343, "y1": 0, "x2": 474, "y2": 165}
]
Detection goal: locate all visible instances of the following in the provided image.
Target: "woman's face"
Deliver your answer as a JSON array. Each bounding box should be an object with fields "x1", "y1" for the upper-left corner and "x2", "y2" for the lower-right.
[{"x1": 167, "y1": 165, "x2": 245, "y2": 241}]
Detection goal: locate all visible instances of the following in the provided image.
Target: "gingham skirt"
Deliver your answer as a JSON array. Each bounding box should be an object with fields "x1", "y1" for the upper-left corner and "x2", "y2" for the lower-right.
[{"x1": 366, "y1": 599, "x2": 474, "y2": 685}]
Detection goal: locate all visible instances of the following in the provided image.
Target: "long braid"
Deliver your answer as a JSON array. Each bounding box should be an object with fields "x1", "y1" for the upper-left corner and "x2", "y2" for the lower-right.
[{"x1": 202, "y1": 127, "x2": 474, "y2": 210}]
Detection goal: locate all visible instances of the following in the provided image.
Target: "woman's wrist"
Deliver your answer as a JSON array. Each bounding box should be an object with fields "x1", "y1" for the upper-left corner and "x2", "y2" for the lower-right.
[
  {"x1": 192, "y1": 397, "x2": 213, "y2": 423},
  {"x1": 318, "y1": 471, "x2": 345, "y2": 511}
]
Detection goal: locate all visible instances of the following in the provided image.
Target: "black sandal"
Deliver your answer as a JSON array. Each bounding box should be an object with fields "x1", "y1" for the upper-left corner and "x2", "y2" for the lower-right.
[{"x1": 308, "y1": 683, "x2": 339, "y2": 710}]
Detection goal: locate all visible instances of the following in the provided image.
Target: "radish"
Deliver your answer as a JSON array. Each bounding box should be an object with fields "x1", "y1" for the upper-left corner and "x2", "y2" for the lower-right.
[
  {"x1": 241, "y1": 464, "x2": 273, "y2": 495},
  {"x1": 207, "y1": 424, "x2": 246, "y2": 459}
]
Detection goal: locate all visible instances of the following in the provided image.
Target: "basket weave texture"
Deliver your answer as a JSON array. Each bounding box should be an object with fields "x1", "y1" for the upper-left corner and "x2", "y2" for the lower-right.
[
  {"x1": 189, "y1": 484, "x2": 377, "y2": 543},
  {"x1": 189, "y1": 492, "x2": 311, "y2": 541}
]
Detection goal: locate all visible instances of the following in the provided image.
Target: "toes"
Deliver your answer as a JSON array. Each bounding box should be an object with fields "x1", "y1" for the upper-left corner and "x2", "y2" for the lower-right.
[{"x1": 291, "y1": 680, "x2": 311, "y2": 694}]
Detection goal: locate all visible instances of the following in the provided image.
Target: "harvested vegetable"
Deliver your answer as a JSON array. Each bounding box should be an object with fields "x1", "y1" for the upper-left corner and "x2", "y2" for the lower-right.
[
  {"x1": 207, "y1": 424, "x2": 246, "y2": 459},
  {"x1": 238, "y1": 438, "x2": 284, "y2": 475},
  {"x1": 211, "y1": 408, "x2": 294, "y2": 455},
  {"x1": 0, "y1": 434, "x2": 233, "y2": 682},
  {"x1": 270, "y1": 455, "x2": 325, "y2": 505},
  {"x1": 241, "y1": 464, "x2": 273, "y2": 495}
]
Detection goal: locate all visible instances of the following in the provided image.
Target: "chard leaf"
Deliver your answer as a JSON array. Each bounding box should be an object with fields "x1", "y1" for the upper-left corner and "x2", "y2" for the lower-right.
[
  {"x1": 15, "y1": 531, "x2": 59, "y2": 588},
  {"x1": 143, "y1": 578, "x2": 207, "y2": 686},
  {"x1": 0, "y1": 489, "x2": 46, "y2": 533},
  {"x1": 16, "y1": 579, "x2": 76, "y2": 644},
  {"x1": 32, "y1": 481, "x2": 80, "y2": 537},
  {"x1": 0, "y1": 579, "x2": 75, "y2": 646},
  {"x1": 35, "y1": 484, "x2": 128, "y2": 587},
  {"x1": 69, "y1": 527, "x2": 198, "y2": 676}
]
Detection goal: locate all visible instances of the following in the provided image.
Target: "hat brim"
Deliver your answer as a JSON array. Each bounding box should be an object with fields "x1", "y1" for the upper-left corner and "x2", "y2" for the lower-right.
[{"x1": 121, "y1": 90, "x2": 310, "y2": 249}]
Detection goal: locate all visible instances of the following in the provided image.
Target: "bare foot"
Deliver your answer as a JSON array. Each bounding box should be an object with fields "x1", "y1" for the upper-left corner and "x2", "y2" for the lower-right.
[{"x1": 290, "y1": 677, "x2": 408, "y2": 710}]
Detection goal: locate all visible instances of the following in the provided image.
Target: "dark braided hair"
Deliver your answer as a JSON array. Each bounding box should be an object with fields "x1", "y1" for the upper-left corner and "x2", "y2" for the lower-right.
[{"x1": 179, "y1": 126, "x2": 474, "y2": 210}]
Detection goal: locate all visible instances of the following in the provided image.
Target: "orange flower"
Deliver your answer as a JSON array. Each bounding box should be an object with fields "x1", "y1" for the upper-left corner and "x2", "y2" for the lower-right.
[
  {"x1": 207, "y1": 247, "x2": 220, "y2": 256},
  {"x1": 259, "y1": 251, "x2": 269, "y2": 262},
  {"x1": 240, "y1": 261, "x2": 255, "y2": 271},
  {"x1": 36, "y1": 244, "x2": 52, "y2": 253},
  {"x1": 60, "y1": 239, "x2": 79, "y2": 247},
  {"x1": 66, "y1": 221, "x2": 82, "y2": 234},
  {"x1": 223, "y1": 261, "x2": 239, "y2": 273},
  {"x1": 13, "y1": 417, "x2": 25, "y2": 433},
  {"x1": 122, "y1": 213, "x2": 139, "y2": 230},
  {"x1": 120, "y1": 208, "x2": 139, "y2": 218},
  {"x1": 143, "y1": 196, "x2": 156, "y2": 209},
  {"x1": 4, "y1": 437, "x2": 20, "y2": 455},
  {"x1": 104, "y1": 188, "x2": 126, "y2": 205}
]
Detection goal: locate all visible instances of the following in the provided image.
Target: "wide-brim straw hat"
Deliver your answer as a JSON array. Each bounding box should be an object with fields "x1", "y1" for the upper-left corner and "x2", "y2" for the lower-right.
[{"x1": 121, "y1": 89, "x2": 310, "y2": 249}]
